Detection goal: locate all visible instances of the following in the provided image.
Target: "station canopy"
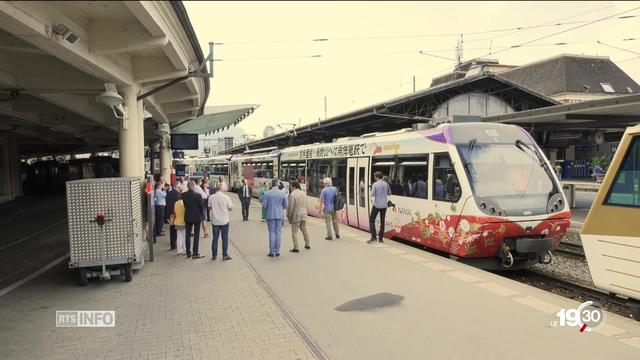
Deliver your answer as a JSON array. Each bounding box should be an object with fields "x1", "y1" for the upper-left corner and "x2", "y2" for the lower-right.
[
  {"x1": 482, "y1": 93, "x2": 640, "y2": 131},
  {"x1": 171, "y1": 104, "x2": 259, "y2": 134}
]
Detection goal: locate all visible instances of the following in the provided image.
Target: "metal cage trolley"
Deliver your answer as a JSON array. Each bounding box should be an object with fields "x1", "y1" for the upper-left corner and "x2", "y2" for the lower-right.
[{"x1": 66, "y1": 177, "x2": 146, "y2": 285}]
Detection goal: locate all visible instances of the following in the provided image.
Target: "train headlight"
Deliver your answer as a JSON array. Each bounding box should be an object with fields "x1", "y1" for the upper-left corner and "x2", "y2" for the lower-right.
[{"x1": 547, "y1": 193, "x2": 564, "y2": 214}]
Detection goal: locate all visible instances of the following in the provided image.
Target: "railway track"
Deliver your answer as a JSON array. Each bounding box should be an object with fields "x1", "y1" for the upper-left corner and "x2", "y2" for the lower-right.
[
  {"x1": 554, "y1": 241, "x2": 585, "y2": 258},
  {"x1": 502, "y1": 269, "x2": 639, "y2": 320}
]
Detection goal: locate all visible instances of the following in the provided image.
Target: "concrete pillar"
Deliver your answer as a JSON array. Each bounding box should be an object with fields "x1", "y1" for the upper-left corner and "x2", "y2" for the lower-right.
[
  {"x1": 0, "y1": 137, "x2": 22, "y2": 203},
  {"x1": 151, "y1": 142, "x2": 160, "y2": 176},
  {"x1": 119, "y1": 85, "x2": 144, "y2": 179},
  {"x1": 137, "y1": 99, "x2": 145, "y2": 179},
  {"x1": 159, "y1": 135, "x2": 171, "y2": 184}
]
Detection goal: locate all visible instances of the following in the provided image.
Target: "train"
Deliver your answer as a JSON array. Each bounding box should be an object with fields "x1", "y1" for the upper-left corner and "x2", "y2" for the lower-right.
[
  {"x1": 23, "y1": 156, "x2": 119, "y2": 194},
  {"x1": 178, "y1": 122, "x2": 571, "y2": 269},
  {"x1": 581, "y1": 123, "x2": 640, "y2": 311}
]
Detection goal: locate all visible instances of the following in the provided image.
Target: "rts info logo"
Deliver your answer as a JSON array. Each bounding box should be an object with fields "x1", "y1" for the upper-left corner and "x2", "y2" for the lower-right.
[{"x1": 56, "y1": 310, "x2": 115, "y2": 327}]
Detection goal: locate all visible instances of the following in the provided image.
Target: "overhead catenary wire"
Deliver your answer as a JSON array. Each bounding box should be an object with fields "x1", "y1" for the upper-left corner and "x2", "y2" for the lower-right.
[
  {"x1": 212, "y1": 3, "x2": 633, "y2": 46},
  {"x1": 597, "y1": 40, "x2": 640, "y2": 56}
]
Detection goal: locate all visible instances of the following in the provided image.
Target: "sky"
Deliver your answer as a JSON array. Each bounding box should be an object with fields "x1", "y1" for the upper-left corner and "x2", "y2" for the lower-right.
[{"x1": 184, "y1": 1, "x2": 640, "y2": 140}]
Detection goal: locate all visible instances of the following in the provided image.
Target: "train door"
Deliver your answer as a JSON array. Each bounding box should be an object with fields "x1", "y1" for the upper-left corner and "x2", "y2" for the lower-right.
[{"x1": 346, "y1": 157, "x2": 370, "y2": 230}]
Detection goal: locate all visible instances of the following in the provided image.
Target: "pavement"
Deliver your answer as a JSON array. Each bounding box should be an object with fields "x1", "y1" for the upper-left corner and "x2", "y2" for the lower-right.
[{"x1": 1, "y1": 194, "x2": 639, "y2": 359}]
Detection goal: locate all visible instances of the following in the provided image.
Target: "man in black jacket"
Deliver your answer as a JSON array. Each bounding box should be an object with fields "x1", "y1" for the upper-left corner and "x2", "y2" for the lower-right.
[
  {"x1": 237, "y1": 178, "x2": 252, "y2": 221},
  {"x1": 165, "y1": 183, "x2": 181, "y2": 250},
  {"x1": 183, "y1": 180, "x2": 205, "y2": 259}
]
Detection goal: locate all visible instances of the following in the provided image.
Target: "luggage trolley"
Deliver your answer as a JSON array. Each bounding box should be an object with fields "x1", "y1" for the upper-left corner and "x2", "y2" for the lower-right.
[{"x1": 66, "y1": 177, "x2": 146, "y2": 285}]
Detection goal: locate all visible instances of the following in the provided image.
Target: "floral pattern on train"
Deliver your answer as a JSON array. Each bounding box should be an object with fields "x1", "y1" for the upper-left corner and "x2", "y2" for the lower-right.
[{"x1": 383, "y1": 210, "x2": 571, "y2": 257}]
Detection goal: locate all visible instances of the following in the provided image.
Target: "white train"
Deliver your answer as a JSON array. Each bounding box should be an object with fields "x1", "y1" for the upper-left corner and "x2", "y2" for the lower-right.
[{"x1": 179, "y1": 122, "x2": 571, "y2": 269}]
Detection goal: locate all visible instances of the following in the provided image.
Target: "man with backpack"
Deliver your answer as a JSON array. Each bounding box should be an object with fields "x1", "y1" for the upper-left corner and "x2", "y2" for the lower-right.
[
  {"x1": 319, "y1": 177, "x2": 341, "y2": 240},
  {"x1": 368, "y1": 171, "x2": 391, "y2": 244}
]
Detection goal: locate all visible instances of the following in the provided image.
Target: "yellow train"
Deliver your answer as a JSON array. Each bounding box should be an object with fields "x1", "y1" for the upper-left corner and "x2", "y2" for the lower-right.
[{"x1": 581, "y1": 124, "x2": 640, "y2": 317}]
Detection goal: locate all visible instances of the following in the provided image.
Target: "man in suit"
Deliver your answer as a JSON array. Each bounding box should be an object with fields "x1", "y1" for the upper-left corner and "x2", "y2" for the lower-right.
[
  {"x1": 263, "y1": 178, "x2": 288, "y2": 257},
  {"x1": 183, "y1": 180, "x2": 205, "y2": 259},
  {"x1": 165, "y1": 182, "x2": 181, "y2": 250},
  {"x1": 287, "y1": 180, "x2": 310, "y2": 253},
  {"x1": 237, "y1": 178, "x2": 252, "y2": 221}
]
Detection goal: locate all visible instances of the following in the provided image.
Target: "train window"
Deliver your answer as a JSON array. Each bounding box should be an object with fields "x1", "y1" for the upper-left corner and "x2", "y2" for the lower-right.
[
  {"x1": 395, "y1": 155, "x2": 428, "y2": 199},
  {"x1": 358, "y1": 167, "x2": 366, "y2": 208},
  {"x1": 348, "y1": 167, "x2": 355, "y2": 205},
  {"x1": 605, "y1": 137, "x2": 640, "y2": 207},
  {"x1": 265, "y1": 161, "x2": 274, "y2": 179},
  {"x1": 433, "y1": 153, "x2": 461, "y2": 202},
  {"x1": 307, "y1": 159, "x2": 330, "y2": 197},
  {"x1": 332, "y1": 159, "x2": 347, "y2": 193}
]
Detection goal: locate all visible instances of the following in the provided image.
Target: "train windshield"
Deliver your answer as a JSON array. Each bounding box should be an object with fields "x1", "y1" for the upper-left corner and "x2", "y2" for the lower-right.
[{"x1": 453, "y1": 124, "x2": 560, "y2": 216}]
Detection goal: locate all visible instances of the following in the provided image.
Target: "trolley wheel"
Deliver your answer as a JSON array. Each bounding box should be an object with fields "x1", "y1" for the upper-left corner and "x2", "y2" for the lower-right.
[
  {"x1": 78, "y1": 268, "x2": 89, "y2": 286},
  {"x1": 124, "y1": 263, "x2": 133, "y2": 282}
]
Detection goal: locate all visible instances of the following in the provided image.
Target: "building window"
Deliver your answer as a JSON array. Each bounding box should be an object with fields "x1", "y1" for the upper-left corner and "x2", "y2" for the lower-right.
[
  {"x1": 600, "y1": 82, "x2": 615, "y2": 93},
  {"x1": 605, "y1": 136, "x2": 640, "y2": 207}
]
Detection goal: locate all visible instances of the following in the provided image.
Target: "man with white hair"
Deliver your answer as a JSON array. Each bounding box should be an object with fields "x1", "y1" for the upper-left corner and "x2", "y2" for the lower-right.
[
  {"x1": 208, "y1": 183, "x2": 233, "y2": 261},
  {"x1": 319, "y1": 177, "x2": 340, "y2": 240}
]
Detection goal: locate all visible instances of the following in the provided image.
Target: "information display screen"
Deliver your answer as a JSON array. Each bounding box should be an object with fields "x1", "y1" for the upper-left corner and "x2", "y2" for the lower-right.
[{"x1": 171, "y1": 134, "x2": 199, "y2": 150}]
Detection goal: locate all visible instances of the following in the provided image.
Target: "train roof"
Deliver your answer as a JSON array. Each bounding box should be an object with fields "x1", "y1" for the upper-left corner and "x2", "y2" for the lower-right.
[{"x1": 278, "y1": 122, "x2": 522, "y2": 156}]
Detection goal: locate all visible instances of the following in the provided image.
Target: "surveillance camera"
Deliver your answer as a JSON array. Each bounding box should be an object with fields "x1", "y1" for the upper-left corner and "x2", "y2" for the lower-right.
[
  {"x1": 63, "y1": 31, "x2": 80, "y2": 44},
  {"x1": 52, "y1": 24, "x2": 79, "y2": 45}
]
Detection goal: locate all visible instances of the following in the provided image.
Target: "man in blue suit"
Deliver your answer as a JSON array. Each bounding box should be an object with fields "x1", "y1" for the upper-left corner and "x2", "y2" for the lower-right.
[{"x1": 262, "y1": 178, "x2": 288, "y2": 257}]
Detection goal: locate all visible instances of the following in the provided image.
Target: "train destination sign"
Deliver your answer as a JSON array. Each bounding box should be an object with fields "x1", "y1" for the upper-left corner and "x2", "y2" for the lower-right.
[{"x1": 297, "y1": 143, "x2": 370, "y2": 159}]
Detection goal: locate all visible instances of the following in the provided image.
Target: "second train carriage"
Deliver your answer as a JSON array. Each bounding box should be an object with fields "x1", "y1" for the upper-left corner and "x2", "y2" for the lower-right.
[
  {"x1": 181, "y1": 156, "x2": 232, "y2": 188},
  {"x1": 229, "y1": 152, "x2": 279, "y2": 196},
  {"x1": 279, "y1": 122, "x2": 571, "y2": 269}
]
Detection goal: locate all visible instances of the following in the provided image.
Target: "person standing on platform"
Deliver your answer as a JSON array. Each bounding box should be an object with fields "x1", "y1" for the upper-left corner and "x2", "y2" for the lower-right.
[
  {"x1": 183, "y1": 180, "x2": 205, "y2": 259},
  {"x1": 165, "y1": 182, "x2": 181, "y2": 250},
  {"x1": 154, "y1": 182, "x2": 166, "y2": 237},
  {"x1": 238, "y1": 178, "x2": 252, "y2": 221},
  {"x1": 170, "y1": 193, "x2": 187, "y2": 255},
  {"x1": 208, "y1": 183, "x2": 233, "y2": 261},
  {"x1": 368, "y1": 171, "x2": 391, "y2": 244},
  {"x1": 263, "y1": 178, "x2": 288, "y2": 257},
  {"x1": 320, "y1": 177, "x2": 340, "y2": 240},
  {"x1": 198, "y1": 179, "x2": 210, "y2": 238},
  {"x1": 259, "y1": 181, "x2": 268, "y2": 222},
  {"x1": 218, "y1": 176, "x2": 228, "y2": 192},
  {"x1": 287, "y1": 180, "x2": 310, "y2": 252}
]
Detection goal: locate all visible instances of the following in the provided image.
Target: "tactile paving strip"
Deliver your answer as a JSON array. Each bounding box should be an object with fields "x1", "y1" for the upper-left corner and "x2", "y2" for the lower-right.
[
  {"x1": 401, "y1": 254, "x2": 428, "y2": 263},
  {"x1": 593, "y1": 323, "x2": 626, "y2": 337},
  {"x1": 620, "y1": 336, "x2": 640, "y2": 350},
  {"x1": 475, "y1": 282, "x2": 521, "y2": 297},
  {"x1": 512, "y1": 296, "x2": 559, "y2": 314},
  {"x1": 420, "y1": 262, "x2": 453, "y2": 271},
  {"x1": 447, "y1": 270, "x2": 484, "y2": 283}
]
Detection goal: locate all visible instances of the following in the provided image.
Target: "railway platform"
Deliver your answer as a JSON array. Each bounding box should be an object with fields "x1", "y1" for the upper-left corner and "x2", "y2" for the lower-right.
[{"x1": 0, "y1": 197, "x2": 638, "y2": 360}]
